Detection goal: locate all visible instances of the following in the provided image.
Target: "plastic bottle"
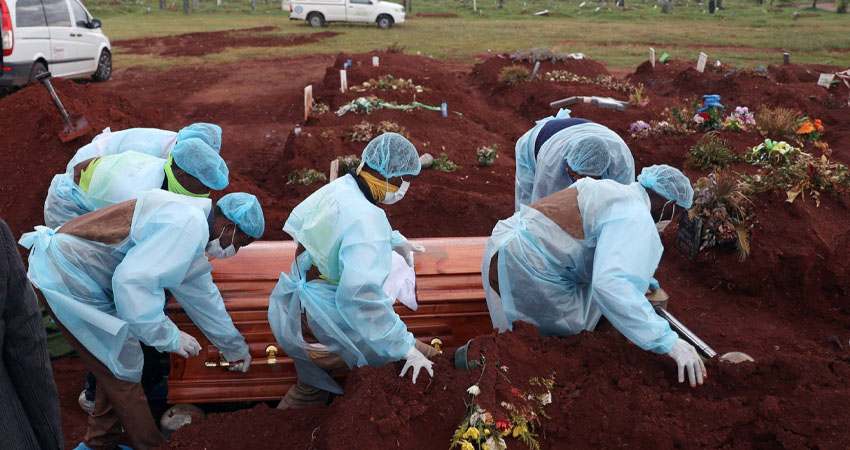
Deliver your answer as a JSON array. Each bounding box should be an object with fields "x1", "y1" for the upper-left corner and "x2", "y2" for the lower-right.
[
  {"x1": 294, "y1": 124, "x2": 302, "y2": 137},
  {"x1": 441, "y1": 101, "x2": 448, "y2": 118}
]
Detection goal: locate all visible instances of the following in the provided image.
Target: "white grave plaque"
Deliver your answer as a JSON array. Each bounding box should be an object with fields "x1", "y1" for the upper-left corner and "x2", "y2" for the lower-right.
[
  {"x1": 817, "y1": 73, "x2": 835, "y2": 89},
  {"x1": 650, "y1": 47, "x2": 656, "y2": 68},
  {"x1": 340, "y1": 70, "x2": 348, "y2": 93},
  {"x1": 372, "y1": 56, "x2": 379, "y2": 67},
  {"x1": 696, "y1": 52, "x2": 708, "y2": 73},
  {"x1": 304, "y1": 85, "x2": 313, "y2": 123}
]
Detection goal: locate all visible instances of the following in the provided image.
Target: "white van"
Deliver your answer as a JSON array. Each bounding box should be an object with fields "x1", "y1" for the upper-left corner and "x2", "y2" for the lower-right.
[
  {"x1": 288, "y1": 0, "x2": 405, "y2": 29},
  {"x1": 0, "y1": 0, "x2": 111, "y2": 87}
]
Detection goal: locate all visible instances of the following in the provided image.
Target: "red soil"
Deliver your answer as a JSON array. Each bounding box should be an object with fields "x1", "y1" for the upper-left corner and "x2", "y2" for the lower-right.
[
  {"x1": 113, "y1": 27, "x2": 340, "y2": 57},
  {"x1": 6, "y1": 50, "x2": 848, "y2": 448}
]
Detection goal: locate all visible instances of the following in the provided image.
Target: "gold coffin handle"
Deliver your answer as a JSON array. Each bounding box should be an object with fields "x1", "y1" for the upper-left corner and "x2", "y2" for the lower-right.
[
  {"x1": 266, "y1": 344, "x2": 279, "y2": 365},
  {"x1": 430, "y1": 338, "x2": 443, "y2": 354}
]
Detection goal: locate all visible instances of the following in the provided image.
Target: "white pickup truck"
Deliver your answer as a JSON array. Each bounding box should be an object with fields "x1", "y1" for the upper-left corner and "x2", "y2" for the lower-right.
[{"x1": 288, "y1": 0, "x2": 405, "y2": 29}]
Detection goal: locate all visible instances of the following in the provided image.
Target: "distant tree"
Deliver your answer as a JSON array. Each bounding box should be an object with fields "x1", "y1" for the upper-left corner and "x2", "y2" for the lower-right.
[{"x1": 183, "y1": 0, "x2": 189, "y2": 12}]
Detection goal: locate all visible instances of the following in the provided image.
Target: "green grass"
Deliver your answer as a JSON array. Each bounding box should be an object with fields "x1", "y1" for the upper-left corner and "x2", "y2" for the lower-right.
[{"x1": 90, "y1": 0, "x2": 850, "y2": 70}]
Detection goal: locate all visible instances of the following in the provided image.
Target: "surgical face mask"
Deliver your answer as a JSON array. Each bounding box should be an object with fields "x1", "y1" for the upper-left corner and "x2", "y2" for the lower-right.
[
  {"x1": 566, "y1": 169, "x2": 577, "y2": 184},
  {"x1": 206, "y1": 224, "x2": 237, "y2": 259},
  {"x1": 381, "y1": 180, "x2": 409, "y2": 205},
  {"x1": 655, "y1": 200, "x2": 676, "y2": 233}
]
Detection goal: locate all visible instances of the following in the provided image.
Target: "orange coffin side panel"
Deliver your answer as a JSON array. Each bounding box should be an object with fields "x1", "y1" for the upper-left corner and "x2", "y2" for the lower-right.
[{"x1": 166, "y1": 237, "x2": 494, "y2": 404}]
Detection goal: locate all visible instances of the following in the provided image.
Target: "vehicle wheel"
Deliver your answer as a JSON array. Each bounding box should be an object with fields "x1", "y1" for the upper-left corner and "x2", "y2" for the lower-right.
[
  {"x1": 308, "y1": 13, "x2": 325, "y2": 28},
  {"x1": 92, "y1": 49, "x2": 112, "y2": 82},
  {"x1": 377, "y1": 15, "x2": 393, "y2": 29},
  {"x1": 28, "y1": 62, "x2": 47, "y2": 84}
]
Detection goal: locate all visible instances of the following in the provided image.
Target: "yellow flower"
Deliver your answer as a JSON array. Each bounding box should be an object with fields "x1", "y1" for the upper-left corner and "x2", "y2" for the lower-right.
[
  {"x1": 460, "y1": 440, "x2": 475, "y2": 450},
  {"x1": 463, "y1": 427, "x2": 480, "y2": 440},
  {"x1": 482, "y1": 445, "x2": 490, "y2": 450},
  {"x1": 484, "y1": 429, "x2": 491, "y2": 436},
  {"x1": 512, "y1": 424, "x2": 527, "y2": 438}
]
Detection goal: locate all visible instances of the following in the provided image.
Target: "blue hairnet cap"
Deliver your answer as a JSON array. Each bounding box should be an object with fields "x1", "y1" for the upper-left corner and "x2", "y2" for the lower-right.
[
  {"x1": 362, "y1": 133, "x2": 421, "y2": 178},
  {"x1": 218, "y1": 193, "x2": 265, "y2": 239},
  {"x1": 565, "y1": 136, "x2": 611, "y2": 177},
  {"x1": 177, "y1": 123, "x2": 223, "y2": 153},
  {"x1": 171, "y1": 138, "x2": 229, "y2": 190},
  {"x1": 637, "y1": 165, "x2": 694, "y2": 209}
]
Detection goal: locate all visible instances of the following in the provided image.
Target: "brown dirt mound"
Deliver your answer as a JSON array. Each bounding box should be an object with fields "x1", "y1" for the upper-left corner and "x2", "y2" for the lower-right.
[
  {"x1": 415, "y1": 12, "x2": 459, "y2": 17},
  {"x1": 113, "y1": 28, "x2": 339, "y2": 57},
  {"x1": 0, "y1": 79, "x2": 161, "y2": 241},
  {"x1": 160, "y1": 322, "x2": 850, "y2": 449}
]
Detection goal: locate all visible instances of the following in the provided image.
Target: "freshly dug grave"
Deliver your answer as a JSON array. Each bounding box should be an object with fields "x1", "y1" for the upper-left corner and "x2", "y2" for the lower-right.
[
  {"x1": 0, "y1": 79, "x2": 161, "y2": 241},
  {"x1": 113, "y1": 27, "x2": 340, "y2": 57},
  {"x1": 160, "y1": 322, "x2": 850, "y2": 450}
]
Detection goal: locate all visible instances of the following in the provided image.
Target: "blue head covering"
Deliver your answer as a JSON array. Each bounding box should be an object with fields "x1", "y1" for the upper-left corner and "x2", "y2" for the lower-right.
[
  {"x1": 637, "y1": 165, "x2": 694, "y2": 208},
  {"x1": 171, "y1": 138, "x2": 229, "y2": 191},
  {"x1": 565, "y1": 135, "x2": 611, "y2": 177},
  {"x1": 362, "y1": 133, "x2": 421, "y2": 178},
  {"x1": 177, "y1": 123, "x2": 223, "y2": 153},
  {"x1": 218, "y1": 193, "x2": 265, "y2": 239}
]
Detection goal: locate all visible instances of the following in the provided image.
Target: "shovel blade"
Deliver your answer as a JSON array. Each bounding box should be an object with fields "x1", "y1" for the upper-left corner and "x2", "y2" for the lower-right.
[{"x1": 58, "y1": 115, "x2": 92, "y2": 143}]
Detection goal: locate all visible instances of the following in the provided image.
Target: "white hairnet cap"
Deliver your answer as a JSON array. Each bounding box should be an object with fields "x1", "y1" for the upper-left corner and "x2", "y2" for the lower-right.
[
  {"x1": 218, "y1": 193, "x2": 265, "y2": 239},
  {"x1": 177, "y1": 123, "x2": 223, "y2": 153},
  {"x1": 171, "y1": 138, "x2": 229, "y2": 190},
  {"x1": 637, "y1": 165, "x2": 694, "y2": 208},
  {"x1": 362, "y1": 133, "x2": 421, "y2": 178},
  {"x1": 565, "y1": 135, "x2": 611, "y2": 177}
]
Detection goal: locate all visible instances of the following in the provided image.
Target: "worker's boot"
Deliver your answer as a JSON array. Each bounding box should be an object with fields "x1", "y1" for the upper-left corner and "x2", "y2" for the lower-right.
[{"x1": 276, "y1": 380, "x2": 330, "y2": 410}]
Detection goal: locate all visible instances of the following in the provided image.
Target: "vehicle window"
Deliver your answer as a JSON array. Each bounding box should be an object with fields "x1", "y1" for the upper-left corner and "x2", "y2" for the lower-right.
[
  {"x1": 349, "y1": 0, "x2": 371, "y2": 4},
  {"x1": 43, "y1": 0, "x2": 72, "y2": 27},
  {"x1": 15, "y1": 0, "x2": 48, "y2": 27},
  {"x1": 70, "y1": 0, "x2": 89, "y2": 27}
]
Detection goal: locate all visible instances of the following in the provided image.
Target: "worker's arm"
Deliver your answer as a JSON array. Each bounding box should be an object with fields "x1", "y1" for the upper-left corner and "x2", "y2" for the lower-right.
[
  {"x1": 336, "y1": 225, "x2": 415, "y2": 363},
  {"x1": 111, "y1": 204, "x2": 208, "y2": 353},
  {"x1": 591, "y1": 216, "x2": 678, "y2": 354},
  {"x1": 169, "y1": 262, "x2": 249, "y2": 363}
]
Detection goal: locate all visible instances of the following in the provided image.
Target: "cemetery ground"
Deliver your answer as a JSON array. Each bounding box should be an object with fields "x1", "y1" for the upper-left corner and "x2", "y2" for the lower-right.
[{"x1": 1, "y1": 0, "x2": 849, "y2": 448}]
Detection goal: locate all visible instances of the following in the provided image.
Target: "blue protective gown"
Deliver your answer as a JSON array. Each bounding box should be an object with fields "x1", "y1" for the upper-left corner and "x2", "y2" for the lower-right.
[
  {"x1": 482, "y1": 178, "x2": 677, "y2": 354},
  {"x1": 67, "y1": 127, "x2": 178, "y2": 173},
  {"x1": 21, "y1": 190, "x2": 249, "y2": 382},
  {"x1": 44, "y1": 151, "x2": 168, "y2": 228},
  {"x1": 268, "y1": 174, "x2": 415, "y2": 394},
  {"x1": 514, "y1": 109, "x2": 572, "y2": 211},
  {"x1": 530, "y1": 123, "x2": 636, "y2": 205}
]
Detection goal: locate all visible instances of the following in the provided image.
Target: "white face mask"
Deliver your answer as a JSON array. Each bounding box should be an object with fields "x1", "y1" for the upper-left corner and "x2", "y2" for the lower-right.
[
  {"x1": 381, "y1": 180, "x2": 410, "y2": 205},
  {"x1": 206, "y1": 225, "x2": 237, "y2": 259},
  {"x1": 655, "y1": 200, "x2": 676, "y2": 233}
]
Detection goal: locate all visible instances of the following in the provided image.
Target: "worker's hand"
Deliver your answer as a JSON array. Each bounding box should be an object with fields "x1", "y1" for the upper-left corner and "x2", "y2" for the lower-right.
[
  {"x1": 228, "y1": 352, "x2": 252, "y2": 373},
  {"x1": 666, "y1": 338, "x2": 706, "y2": 387},
  {"x1": 399, "y1": 346, "x2": 434, "y2": 384},
  {"x1": 175, "y1": 331, "x2": 201, "y2": 359},
  {"x1": 393, "y1": 240, "x2": 425, "y2": 267}
]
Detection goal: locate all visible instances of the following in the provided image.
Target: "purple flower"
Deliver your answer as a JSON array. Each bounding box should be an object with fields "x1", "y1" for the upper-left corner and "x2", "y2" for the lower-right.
[{"x1": 629, "y1": 120, "x2": 651, "y2": 133}]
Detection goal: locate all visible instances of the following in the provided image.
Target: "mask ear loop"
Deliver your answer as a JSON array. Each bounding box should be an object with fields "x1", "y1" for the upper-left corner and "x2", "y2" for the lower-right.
[
  {"x1": 659, "y1": 200, "x2": 675, "y2": 223},
  {"x1": 355, "y1": 161, "x2": 365, "y2": 175}
]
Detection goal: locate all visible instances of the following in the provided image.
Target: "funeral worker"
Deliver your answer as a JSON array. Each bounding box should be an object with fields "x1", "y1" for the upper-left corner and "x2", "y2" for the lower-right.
[
  {"x1": 269, "y1": 132, "x2": 438, "y2": 410},
  {"x1": 1, "y1": 218, "x2": 63, "y2": 450},
  {"x1": 67, "y1": 122, "x2": 223, "y2": 171},
  {"x1": 20, "y1": 190, "x2": 264, "y2": 450},
  {"x1": 44, "y1": 137, "x2": 228, "y2": 228},
  {"x1": 515, "y1": 114, "x2": 635, "y2": 211},
  {"x1": 483, "y1": 165, "x2": 706, "y2": 387}
]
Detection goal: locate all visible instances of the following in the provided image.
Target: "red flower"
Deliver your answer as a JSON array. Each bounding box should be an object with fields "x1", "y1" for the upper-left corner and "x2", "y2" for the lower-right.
[
  {"x1": 510, "y1": 387, "x2": 522, "y2": 398},
  {"x1": 495, "y1": 420, "x2": 511, "y2": 432},
  {"x1": 699, "y1": 113, "x2": 710, "y2": 120}
]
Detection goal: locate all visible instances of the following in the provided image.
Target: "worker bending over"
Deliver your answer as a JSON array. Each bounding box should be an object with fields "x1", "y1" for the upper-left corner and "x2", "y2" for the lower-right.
[
  {"x1": 45, "y1": 138, "x2": 228, "y2": 228},
  {"x1": 269, "y1": 133, "x2": 437, "y2": 410},
  {"x1": 483, "y1": 165, "x2": 706, "y2": 387},
  {"x1": 515, "y1": 114, "x2": 635, "y2": 210},
  {"x1": 21, "y1": 190, "x2": 264, "y2": 450},
  {"x1": 66, "y1": 123, "x2": 222, "y2": 171}
]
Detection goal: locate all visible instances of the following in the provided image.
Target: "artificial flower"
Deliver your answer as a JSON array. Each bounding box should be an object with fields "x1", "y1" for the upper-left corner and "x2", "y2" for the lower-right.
[
  {"x1": 510, "y1": 387, "x2": 522, "y2": 398},
  {"x1": 485, "y1": 436, "x2": 507, "y2": 450},
  {"x1": 482, "y1": 445, "x2": 490, "y2": 450},
  {"x1": 463, "y1": 427, "x2": 481, "y2": 441},
  {"x1": 512, "y1": 424, "x2": 528, "y2": 438},
  {"x1": 814, "y1": 119, "x2": 824, "y2": 132},
  {"x1": 693, "y1": 114, "x2": 705, "y2": 124},
  {"x1": 495, "y1": 419, "x2": 511, "y2": 433},
  {"x1": 500, "y1": 366, "x2": 509, "y2": 373},
  {"x1": 485, "y1": 428, "x2": 492, "y2": 436},
  {"x1": 460, "y1": 440, "x2": 475, "y2": 450},
  {"x1": 539, "y1": 392, "x2": 552, "y2": 405},
  {"x1": 467, "y1": 385, "x2": 481, "y2": 396},
  {"x1": 470, "y1": 406, "x2": 486, "y2": 426},
  {"x1": 797, "y1": 121, "x2": 815, "y2": 135}
]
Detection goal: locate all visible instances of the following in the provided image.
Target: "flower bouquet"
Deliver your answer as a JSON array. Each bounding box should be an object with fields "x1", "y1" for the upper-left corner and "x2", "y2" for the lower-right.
[
  {"x1": 693, "y1": 94, "x2": 725, "y2": 131},
  {"x1": 795, "y1": 118, "x2": 824, "y2": 143},
  {"x1": 723, "y1": 106, "x2": 755, "y2": 132}
]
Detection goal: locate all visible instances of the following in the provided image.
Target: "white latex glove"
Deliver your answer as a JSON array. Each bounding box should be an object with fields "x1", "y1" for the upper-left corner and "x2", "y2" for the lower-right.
[
  {"x1": 228, "y1": 352, "x2": 252, "y2": 373},
  {"x1": 393, "y1": 240, "x2": 425, "y2": 267},
  {"x1": 174, "y1": 331, "x2": 201, "y2": 359},
  {"x1": 399, "y1": 346, "x2": 434, "y2": 384},
  {"x1": 666, "y1": 338, "x2": 706, "y2": 387}
]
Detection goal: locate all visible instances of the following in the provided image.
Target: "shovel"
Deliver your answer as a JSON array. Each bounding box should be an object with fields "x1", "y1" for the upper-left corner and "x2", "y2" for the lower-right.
[{"x1": 35, "y1": 71, "x2": 92, "y2": 143}]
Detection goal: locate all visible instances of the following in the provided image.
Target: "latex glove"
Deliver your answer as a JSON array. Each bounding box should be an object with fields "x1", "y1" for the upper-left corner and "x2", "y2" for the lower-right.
[
  {"x1": 399, "y1": 346, "x2": 434, "y2": 384},
  {"x1": 228, "y1": 352, "x2": 252, "y2": 373},
  {"x1": 393, "y1": 240, "x2": 425, "y2": 267},
  {"x1": 666, "y1": 338, "x2": 706, "y2": 387},
  {"x1": 174, "y1": 331, "x2": 201, "y2": 359}
]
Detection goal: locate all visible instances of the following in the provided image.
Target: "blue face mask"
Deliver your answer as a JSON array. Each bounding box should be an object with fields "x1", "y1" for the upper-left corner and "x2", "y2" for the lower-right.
[{"x1": 566, "y1": 167, "x2": 577, "y2": 184}]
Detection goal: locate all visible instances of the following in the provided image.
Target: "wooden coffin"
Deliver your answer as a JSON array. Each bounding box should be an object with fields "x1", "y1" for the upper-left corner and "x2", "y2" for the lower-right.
[{"x1": 166, "y1": 237, "x2": 493, "y2": 404}]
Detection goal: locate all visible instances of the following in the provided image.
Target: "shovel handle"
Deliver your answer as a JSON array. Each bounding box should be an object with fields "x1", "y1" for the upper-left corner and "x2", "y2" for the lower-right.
[{"x1": 37, "y1": 72, "x2": 73, "y2": 125}]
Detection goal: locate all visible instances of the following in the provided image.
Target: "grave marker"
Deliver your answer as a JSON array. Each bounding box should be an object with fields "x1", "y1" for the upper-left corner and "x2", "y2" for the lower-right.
[
  {"x1": 782, "y1": 52, "x2": 790, "y2": 65},
  {"x1": 676, "y1": 211, "x2": 703, "y2": 261},
  {"x1": 304, "y1": 85, "x2": 313, "y2": 123},
  {"x1": 696, "y1": 52, "x2": 708, "y2": 73},
  {"x1": 817, "y1": 73, "x2": 835, "y2": 89},
  {"x1": 340, "y1": 70, "x2": 348, "y2": 93},
  {"x1": 649, "y1": 47, "x2": 656, "y2": 68},
  {"x1": 329, "y1": 159, "x2": 340, "y2": 182},
  {"x1": 530, "y1": 61, "x2": 541, "y2": 80},
  {"x1": 372, "y1": 56, "x2": 379, "y2": 67}
]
